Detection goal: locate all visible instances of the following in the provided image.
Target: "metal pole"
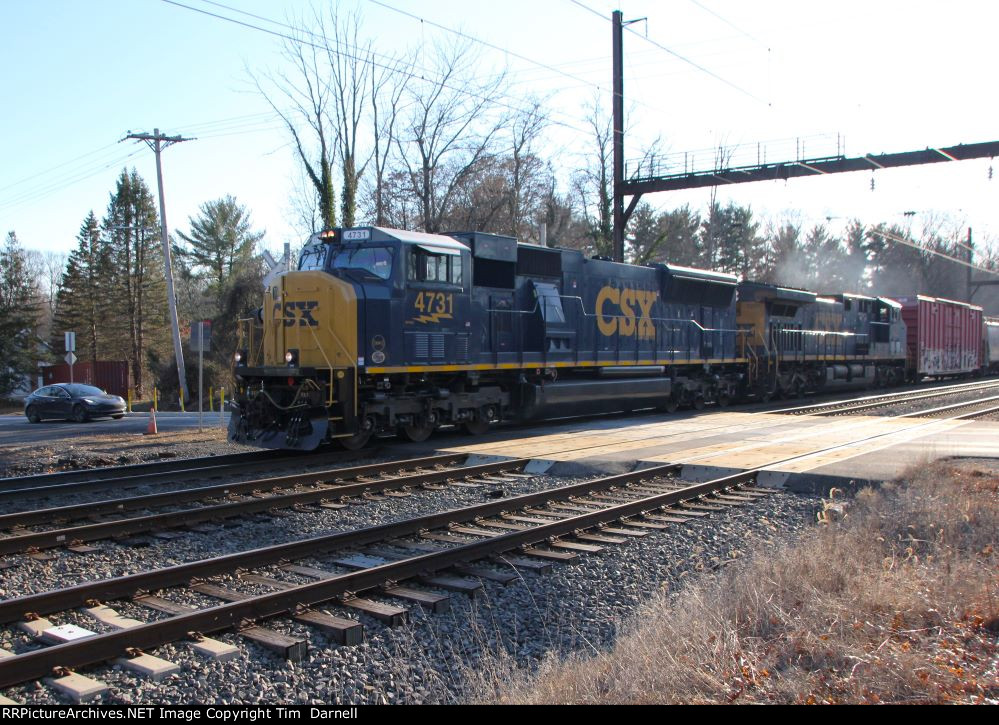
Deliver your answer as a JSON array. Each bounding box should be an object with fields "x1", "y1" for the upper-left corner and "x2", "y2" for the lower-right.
[
  {"x1": 198, "y1": 323, "x2": 204, "y2": 433},
  {"x1": 150, "y1": 129, "x2": 190, "y2": 405},
  {"x1": 966, "y1": 227, "x2": 973, "y2": 302},
  {"x1": 612, "y1": 10, "x2": 625, "y2": 263}
]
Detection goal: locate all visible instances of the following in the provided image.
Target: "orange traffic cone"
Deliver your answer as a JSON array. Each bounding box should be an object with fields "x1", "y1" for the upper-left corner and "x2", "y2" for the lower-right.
[{"x1": 145, "y1": 407, "x2": 158, "y2": 435}]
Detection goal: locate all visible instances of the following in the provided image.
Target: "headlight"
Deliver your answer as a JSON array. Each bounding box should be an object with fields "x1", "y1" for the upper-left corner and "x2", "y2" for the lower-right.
[
  {"x1": 234, "y1": 351, "x2": 243, "y2": 364},
  {"x1": 285, "y1": 351, "x2": 294, "y2": 364},
  {"x1": 82, "y1": 398, "x2": 97, "y2": 405}
]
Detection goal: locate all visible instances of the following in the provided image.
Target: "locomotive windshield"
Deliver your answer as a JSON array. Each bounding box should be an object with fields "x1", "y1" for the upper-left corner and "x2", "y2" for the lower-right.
[
  {"x1": 298, "y1": 243, "x2": 328, "y2": 271},
  {"x1": 331, "y1": 246, "x2": 394, "y2": 280}
]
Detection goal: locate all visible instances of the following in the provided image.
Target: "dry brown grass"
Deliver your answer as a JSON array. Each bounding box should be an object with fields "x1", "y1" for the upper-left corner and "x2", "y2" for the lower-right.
[{"x1": 477, "y1": 460, "x2": 999, "y2": 704}]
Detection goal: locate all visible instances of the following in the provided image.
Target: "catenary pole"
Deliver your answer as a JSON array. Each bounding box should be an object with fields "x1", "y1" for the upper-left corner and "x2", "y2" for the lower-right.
[
  {"x1": 612, "y1": 10, "x2": 625, "y2": 263},
  {"x1": 124, "y1": 128, "x2": 192, "y2": 406}
]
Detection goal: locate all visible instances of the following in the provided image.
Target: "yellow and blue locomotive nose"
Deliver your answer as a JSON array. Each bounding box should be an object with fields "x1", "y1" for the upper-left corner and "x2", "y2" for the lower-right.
[{"x1": 229, "y1": 270, "x2": 358, "y2": 450}]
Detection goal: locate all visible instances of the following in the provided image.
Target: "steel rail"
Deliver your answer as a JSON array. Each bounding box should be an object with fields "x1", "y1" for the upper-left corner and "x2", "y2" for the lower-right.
[
  {"x1": 770, "y1": 379, "x2": 999, "y2": 416},
  {"x1": 0, "y1": 448, "x2": 303, "y2": 488},
  {"x1": 0, "y1": 453, "x2": 468, "y2": 530},
  {"x1": 0, "y1": 462, "x2": 681, "y2": 625},
  {"x1": 0, "y1": 457, "x2": 530, "y2": 557},
  {"x1": 0, "y1": 462, "x2": 751, "y2": 688},
  {"x1": 904, "y1": 396, "x2": 999, "y2": 418},
  {"x1": 0, "y1": 448, "x2": 374, "y2": 504}
]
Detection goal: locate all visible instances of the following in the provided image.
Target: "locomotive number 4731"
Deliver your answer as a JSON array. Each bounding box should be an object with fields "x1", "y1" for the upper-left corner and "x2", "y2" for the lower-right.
[{"x1": 410, "y1": 292, "x2": 454, "y2": 324}]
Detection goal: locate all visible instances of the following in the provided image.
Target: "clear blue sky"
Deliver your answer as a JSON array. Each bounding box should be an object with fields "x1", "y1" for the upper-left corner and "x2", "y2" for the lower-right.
[{"x1": 3, "y1": 0, "x2": 998, "y2": 260}]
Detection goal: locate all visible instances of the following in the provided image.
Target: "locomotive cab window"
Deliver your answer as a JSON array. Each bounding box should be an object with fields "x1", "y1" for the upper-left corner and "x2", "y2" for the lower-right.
[
  {"x1": 331, "y1": 246, "x2": 394, "y2": 280},
  {"x1": 298, "y1": 243, "x2": 328, "y2": 271},
  {"x1": 408, "y1": 246, "x2": 463, "y2": 286}
]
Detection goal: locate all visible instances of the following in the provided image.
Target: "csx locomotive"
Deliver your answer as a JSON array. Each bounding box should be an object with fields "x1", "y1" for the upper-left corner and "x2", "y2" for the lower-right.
[{"x1": 229, "y1": 226, "x2": 982, "y2": 451}]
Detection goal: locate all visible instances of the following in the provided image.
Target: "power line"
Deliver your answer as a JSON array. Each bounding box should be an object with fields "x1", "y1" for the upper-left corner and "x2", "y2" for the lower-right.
[
  {"x1": 0, "y1": 142, "x2": 121, "y2": 195},
  {"x1": 0, "y1": 148, "x2": 145, "y2": 213},
  {"x1": 872, "y1": 228, "x2": 999, "y2": 276},
  {"x1": 367, "y1": 0, "x2": 603, "y2": 92},
  {"x1": 567, "y1": 0, "x2": 767, "y2": 104},
  {"x1": 162, "y1": 0, "x2": 592, "y2": 137},
  {"x1": 687, "y1": 0, "x2": 770, "y2": 49}
]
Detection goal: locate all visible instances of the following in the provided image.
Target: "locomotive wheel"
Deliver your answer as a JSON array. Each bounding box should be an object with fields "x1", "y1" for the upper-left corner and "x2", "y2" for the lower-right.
[
  {"x1": 462, "y1": 414, "x2": 491, "y2": 436},
  {"x1": 692, "y1": 396, "x2": 706, "y2": 411},
  {"x1": 338, "y1": 430, "x2": 373, "y2": 450},
  {"x1": 659, "y1": 398, "x2": 679, "y2": 414},
  {"x1": 400, "y1": 421, "x2": 434, "y2": 443},
  {"x1": 717, "y1": 393, "x2": 731, "y2": 408}
]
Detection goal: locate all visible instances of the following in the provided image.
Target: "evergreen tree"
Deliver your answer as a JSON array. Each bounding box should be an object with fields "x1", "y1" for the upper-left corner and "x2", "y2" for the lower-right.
[
  {"x1": 103, "y1": 169, "x2": 165, "y2": 397},
  {"x1": 51, "y1": 212, "x2": 114, "y2": 363},
  {"x1": 0, "y1": 232, "x2": 41, "y2": 395},
  {"x1": 708, "y1": 203, "x2": 764, "y2": 280},
  {"x1": 628, "y1": 203, "x2": 702, "y2": 267},
  {"x1": 841, "y1": 220, "x2": 869, "y2": 292},
  {"x1": 760, "y1": 221, "x2": 801, "y2": 285},
  {"x1": 176, "y1": 196, "x2": 264, "y2": 314}
]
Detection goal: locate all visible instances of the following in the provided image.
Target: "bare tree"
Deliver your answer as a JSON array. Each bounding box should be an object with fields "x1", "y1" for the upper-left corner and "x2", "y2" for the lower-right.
[
  {"x1": 507, "y1": 100, "x2": 549, "y2": 241},
  {"x1": 367, "y1": 50, "x2": 412, "y2": 226},
  {"x1": 323, "y1": 9, "x2": 371, "y2": 228},
  {"x1": 571, "y1": 100, "x2": 614, "y2": 257},
  {"x1": 254, "y1": 15, "x2": 338, "y2": 230},
  {"x1": 395, "y1": 38, "x2": 509, "y2": 233}
]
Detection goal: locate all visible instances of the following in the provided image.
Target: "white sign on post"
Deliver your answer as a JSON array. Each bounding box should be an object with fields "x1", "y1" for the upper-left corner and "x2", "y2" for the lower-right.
[{"x1": 64, "y1": 332, "x2": 76, "y2": 383}]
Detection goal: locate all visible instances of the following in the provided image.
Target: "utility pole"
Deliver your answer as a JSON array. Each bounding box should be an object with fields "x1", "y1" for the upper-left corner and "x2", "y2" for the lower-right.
[
  {"x1": 966, "y1": 227, "x2": 974, "y2": 302},
  {"x1": 125, "y1": 128, "x2": 193, "y2": 405},
  {"x1": 611, "y1": 10, "x2": 645, "y2": 263},
  {"x1": 612, "y1": 10, "x2": 625, "y2": 263}
]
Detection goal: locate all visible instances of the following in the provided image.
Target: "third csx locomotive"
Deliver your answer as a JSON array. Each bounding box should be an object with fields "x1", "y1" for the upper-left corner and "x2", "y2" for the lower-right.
[{"x1": 230, "y1": 226, "x2": 988, "y2": 451}]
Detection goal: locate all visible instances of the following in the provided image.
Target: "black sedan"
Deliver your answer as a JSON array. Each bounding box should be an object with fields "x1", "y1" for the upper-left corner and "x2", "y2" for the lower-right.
[{"x1": 24, "y1": 383, "x2": 127, "y2": 423}]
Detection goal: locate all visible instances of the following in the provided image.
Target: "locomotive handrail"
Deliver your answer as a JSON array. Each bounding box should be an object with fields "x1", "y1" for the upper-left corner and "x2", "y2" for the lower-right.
[{"x1": 486, "y1": 294, "x2": 746, "y2": 336}]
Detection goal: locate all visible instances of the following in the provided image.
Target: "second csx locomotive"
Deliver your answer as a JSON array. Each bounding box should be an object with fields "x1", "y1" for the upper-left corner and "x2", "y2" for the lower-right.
[{"x1": 229, "y1": 226, "x2": 927, "y2": 450}]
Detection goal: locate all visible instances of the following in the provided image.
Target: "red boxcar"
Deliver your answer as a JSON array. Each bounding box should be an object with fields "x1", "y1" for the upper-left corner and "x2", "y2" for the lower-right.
[
  {"x1": 40, "y1": 361, "x2": 129, "y2": 398},
  {"x1": 897, "y1": 296, "x2": 983, "y2": 378}
]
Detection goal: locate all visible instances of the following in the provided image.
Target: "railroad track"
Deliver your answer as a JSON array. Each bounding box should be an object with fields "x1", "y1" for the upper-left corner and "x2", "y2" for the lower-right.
[
  {"x1": 0, "y1": 448, "x2": 373, "y2": 504},
  {"x1": 0, "y1": 405, "x2": 989, "y2": 699},
  {"x1": 0, "y1": 453, "x2": 528, "y2": 557},
  {"x1": 901, "y1": 396, "x2": 999, "y2": 419},
  {"x1": 0, "y1": 461, "x2": 769, "y2": 693},
  {"x1": 770, "y1": 378, "x2": 999, "y2": 417}
]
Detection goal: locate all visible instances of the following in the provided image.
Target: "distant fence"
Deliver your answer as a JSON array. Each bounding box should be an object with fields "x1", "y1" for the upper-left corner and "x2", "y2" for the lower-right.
[{"x1": 40, "y1": 361, "x2": 129, "y2": 398}]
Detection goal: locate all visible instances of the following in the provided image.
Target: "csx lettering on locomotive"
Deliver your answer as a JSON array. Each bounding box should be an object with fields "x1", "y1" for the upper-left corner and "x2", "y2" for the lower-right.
[
  {"x1": 272, "y1": 300, "x2": 319, "y2": 327},
  {"x1": 596, "y1": 286, "x2": 658, "y2": 339}
]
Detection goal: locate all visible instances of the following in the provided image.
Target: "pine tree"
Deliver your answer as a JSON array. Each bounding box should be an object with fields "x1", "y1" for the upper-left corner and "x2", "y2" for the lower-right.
[
  {"x1": 103, "y1": 169, "x2": 166, "y2": 397},
  {"x1": 52, "y1": 212, "x2": 115, "y2": 363},
  {"x1": 176, "y1": 196, "x2": 264, "y2": 314},
  {"x1": 0, "y1": 232, "x2": 42, "y2": 395},
  {"x1": 709, "y1": 203, "x2": 764, "y2": 280}
]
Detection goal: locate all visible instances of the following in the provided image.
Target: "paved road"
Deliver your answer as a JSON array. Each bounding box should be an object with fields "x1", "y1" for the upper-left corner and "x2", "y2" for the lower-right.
[{"x1": 0, "y1": 411, "x2": 230, "y2": 446}]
